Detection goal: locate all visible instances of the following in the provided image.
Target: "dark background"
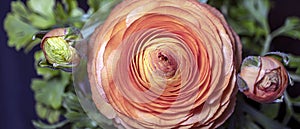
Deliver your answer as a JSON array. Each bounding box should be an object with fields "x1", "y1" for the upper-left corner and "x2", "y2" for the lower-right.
[
  {"x1": 0, "y1": 0, "x2": 299, "y2": 129},
  {"x1": 0, "y1": 0, "x2": 37, "y2": 129}
]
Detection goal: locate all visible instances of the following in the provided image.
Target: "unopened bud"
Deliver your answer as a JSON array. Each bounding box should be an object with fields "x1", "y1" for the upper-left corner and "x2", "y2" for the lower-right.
[
  {"x1": 38, "y1": 27, "x2": 82, "y2": 72},
  {"x1": 238, "y1": 56, "x2": 289, "y2": 103}
]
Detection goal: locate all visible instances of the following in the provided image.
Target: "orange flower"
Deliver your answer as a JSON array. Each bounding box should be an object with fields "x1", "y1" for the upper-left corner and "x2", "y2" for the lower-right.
[
  {"x1": 239, "y1": 56, "x2": 289, "y2": 103},
  {"x1": 88, "y1": 0, "x2": 242, "y2": 128}
]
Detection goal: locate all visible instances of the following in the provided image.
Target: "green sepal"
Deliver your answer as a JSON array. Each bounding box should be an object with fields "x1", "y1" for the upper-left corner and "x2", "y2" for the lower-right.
[
  {"x1": 38, "y1": 59, "x2": 74, "y2": 72},
  {"x1": 198, "y1": 0, "x2": 208, "y2": 3},
  {"x1": 64, "y1": 27, "x2": 83, "y2": 45},
  {"x1": 272, "y1": 96, "x2": 284, "y2": 103},
  {"x1": 237, "y1": 74, "x2": 249, "y2": 92},
  {"x1": 264, "y1": 52, "x2": 290, "y2": 66},
  {"x1": 32, "y1": 31, "x2": 50, "y2": 41},
  {"x1": 241, "y1": 56, "x2": 261, "y2": 70}
]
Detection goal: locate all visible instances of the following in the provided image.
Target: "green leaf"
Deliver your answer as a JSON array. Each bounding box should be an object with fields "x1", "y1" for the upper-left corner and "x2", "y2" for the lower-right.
[
  {"x1": 63, "y1": 92, "x2": 83, "y2": 112},
  {"x1": 27, "y1": 0, "x2": 55, "y2": 18},
  {"x1": 288, "y1": 54, "x2": 300, "y2": 75},
  {"x1": 272, "y1": 17, "x2": 300, "y2": 39},
  {"x1": 62, "y1": 91, "x2": 100, "y2": 128},
  {"x1": 27, "y1": 0, "x2": 56, "y2": 28},
  {"x1": 5, "y1": 0, "x2": 86, "y2": 52},
  {"x1": 283, "y1": 30, "x2": 300, "y2": 40},
  {"x1": 65, "y1": 111, "x2": 87, "y2": 121},
  {"x1": 4, "y1": 0, "x2": 57, "y2": 52},
  {"x1": 48, "y1": 110, "x2": 61, "y2": 124},
  {"x1": 88, "y1": 0, "x2": 121, "y2": 14},
  {"x1": 55, "y1": 0, "x2": 85, "y2": 28},
  {"x1": 36, "y1": 103, "x2": 48, "y2": 119},
  {"x1": 4, "y1": 14, "x2": 38, "y2": 51},
  {"x1": 11, "y1": 1, "x2": 30, "y2": 18},
  {"x1": 4, "y1": 0, "x2": 105, "y2": 128},
  {"x1": 218, "y1": 0, "x2": 270, "y2": 55},
  {"x1": 260, "y1": 104, "x2": 280, "y2": 119},
  {"x1": 35, "y1": 102, "x2": 62, "y2": 124},
  {"x1": 243, "y1": 0, "x2": 270, "y2": 31},
  {"x1": 241, "y1": 37, "x2": 262, "y2": 54},
  {"x1": 284, "y1": 17, "x2": 300, "y2": 29},
  {"x1": 33, "y1": 120, "x2": 69, "y2": 129},
  {"x1": 73, "y1": 119, "x2": 98, "y2": 129},
  {"x1": 63, "y1": 0, "x2": 83, "y2": 16},
  {"x1": 64, "y1": 110, "x2": 99, "y2": 128},
  {"x1": 28, "y1": 13, "x2": 56, "y2": 29},
  {"x1": 82, "y1": 0, "x2": 121, "y2": 38},
  {"x1": 244, "y1": 0, "x2": 269, "y2": 18},
  {"x1": 63, "y1": 0, "x2": 77, "y2": 13},
  {"x1": 87, "y1": 0, "x2": 102, "y2": 13},
  {"x1": 54, "y1": 1, "x2": 84, "y2": 28},
  {"x1": 31, "y1": 72, "x2": 70, "y2": 109},
  {"x1": 55, "y1": 2, "x2": 68, "y2": 22}
]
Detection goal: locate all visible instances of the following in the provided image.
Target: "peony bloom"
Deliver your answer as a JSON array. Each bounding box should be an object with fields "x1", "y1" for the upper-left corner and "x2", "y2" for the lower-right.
[
  {"x1": 239, "y1": 56, "x2": 289, "y2": 103},
  {"x1": 87, "y1": 0, "x2": 242, "y2": 128}
]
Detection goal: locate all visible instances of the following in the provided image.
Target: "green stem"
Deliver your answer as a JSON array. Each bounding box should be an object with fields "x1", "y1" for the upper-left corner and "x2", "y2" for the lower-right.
[
  {"x1": 260, "y1": 24, "x2": 293, "y2": 56},
  {"x1": 289, "y1": 72, "x2": 300, "y2": 82},
  {"x1": 260, "y1": 34, "x2": 272, "y2": 56},
  {"x1": 271, "y1": 27, "x2": 286, "y2": 38},
  {"x1": 271, "y1": 24, "x2": 295, "y2": 39},
  {"x1": 260, "y1": 17, "x2": 273, "y2": 56},
  {"x1": 283, "y1": 91, "x2": 293, "y2": 125},
  {"x1": 239, "y1": 100, "x2": 288, "y2": 129}
]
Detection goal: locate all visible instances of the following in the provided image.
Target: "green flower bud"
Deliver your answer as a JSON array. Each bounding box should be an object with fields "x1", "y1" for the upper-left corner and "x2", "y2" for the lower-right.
[
  {"x1": 38, "y1": 27, "x2": 82, "y2": 72},
  {"x1": 43, "y1": 37, "x2": 77, "y2": 65}
]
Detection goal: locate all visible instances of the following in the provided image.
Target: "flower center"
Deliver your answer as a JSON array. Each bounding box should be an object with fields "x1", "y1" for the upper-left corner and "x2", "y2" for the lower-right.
[
  {"x1": 151, "y1": 50, "x2": 178, "y2": 78},
  {"x1": 257, "y1": 69, "x2": 280, "y2": 92}
]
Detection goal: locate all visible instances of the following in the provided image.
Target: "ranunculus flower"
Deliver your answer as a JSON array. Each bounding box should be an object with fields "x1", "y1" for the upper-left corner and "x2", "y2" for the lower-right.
[
  {"x1": 87, "y1": 0, "x2": 242, "y2": 128},
  {"x1": 239, "y1": 56, "x2": 289, "y2": 103}
]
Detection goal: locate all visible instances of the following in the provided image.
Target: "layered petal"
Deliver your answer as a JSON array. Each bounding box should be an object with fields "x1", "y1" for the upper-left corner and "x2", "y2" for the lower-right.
[{"x1": 88, "y1": 0, "x2": 241, "y2": 128}]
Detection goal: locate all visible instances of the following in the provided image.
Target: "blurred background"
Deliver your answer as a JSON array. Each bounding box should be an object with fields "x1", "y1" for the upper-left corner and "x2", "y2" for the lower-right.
[
  {"x1": 0, "y1": 0, "x2": 37, "y2": 128},
  {"x1": 0, "y1": 0, "x2": 299, "y2": 129}
]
